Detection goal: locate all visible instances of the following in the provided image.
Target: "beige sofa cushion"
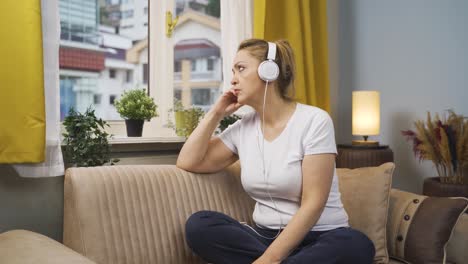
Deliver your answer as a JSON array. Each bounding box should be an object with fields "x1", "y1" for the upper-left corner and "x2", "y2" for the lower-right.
[
  {"x1": 447, "y1": 214, "x2": 468, "y2": 264},
  {"x1": 0, "y1": 230, "x2": 95, "y2": 264},
  {"x1": 387, "y1": 189, "x2": 468, "y2": 264},
  {"x1": 337, "y1": 162, "x2": 395, "y2": 264}
]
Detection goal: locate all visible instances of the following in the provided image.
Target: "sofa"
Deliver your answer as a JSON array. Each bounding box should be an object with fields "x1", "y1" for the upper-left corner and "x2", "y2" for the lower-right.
[{"x1": 0, "y1": 163, "x2": 467, "y2": 264}]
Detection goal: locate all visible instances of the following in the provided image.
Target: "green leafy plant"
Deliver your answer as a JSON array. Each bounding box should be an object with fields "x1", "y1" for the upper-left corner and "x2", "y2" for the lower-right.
[
  {"x1": 62, "y1": 107, "x2": 119, "y2": 167},
  {"x1": 167, "y1": 99, "x2": 205, "y2": 138},
  {"x1": 114, "y1": 89, "x2": 158, "y2": 121},
  {"x1": 217, "y1": 114, "x2": 241, "y2": 134}
]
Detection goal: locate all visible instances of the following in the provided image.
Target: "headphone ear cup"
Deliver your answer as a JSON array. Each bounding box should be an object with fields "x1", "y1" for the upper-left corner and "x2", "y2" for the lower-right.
[{"x1": 258, "y1": 60, "x2": 279, "y2": 82}]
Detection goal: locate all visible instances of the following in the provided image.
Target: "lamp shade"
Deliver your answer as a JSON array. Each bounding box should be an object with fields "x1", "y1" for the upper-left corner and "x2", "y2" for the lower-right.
[{"x1": 352, "y1": 91, "x2": 380, "y2": 136}]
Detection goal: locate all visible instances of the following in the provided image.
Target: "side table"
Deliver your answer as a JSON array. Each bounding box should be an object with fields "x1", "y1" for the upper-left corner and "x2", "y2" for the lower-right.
[{"x1": 336, "y1": 144, "x2": 394, "y2": 169}]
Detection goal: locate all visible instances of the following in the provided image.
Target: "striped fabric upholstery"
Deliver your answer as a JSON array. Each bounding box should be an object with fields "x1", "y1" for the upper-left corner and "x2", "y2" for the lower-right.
[{"x1": 63, "y1": 164, "x2": 254, "y2": 264}]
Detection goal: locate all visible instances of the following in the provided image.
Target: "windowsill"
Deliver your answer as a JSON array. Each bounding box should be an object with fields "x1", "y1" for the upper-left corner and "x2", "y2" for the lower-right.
[
  {"x1": 61, "y1": 119, "x2": 186, "y2": 154},
  {"x1": 61, "y1": 136, "x2": 185, "y2": 154},
  {"x1": 110, "y1": 135, "x2": 185, "y2": 144},
  {"x1": 109, "y1": 136, "x2": 185, "y2": 153}
]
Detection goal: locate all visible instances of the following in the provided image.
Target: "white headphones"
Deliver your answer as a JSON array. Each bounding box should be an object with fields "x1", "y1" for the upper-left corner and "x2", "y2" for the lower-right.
[{"x1": 257, "y1": 42, "x2": 279, "y2": 82}]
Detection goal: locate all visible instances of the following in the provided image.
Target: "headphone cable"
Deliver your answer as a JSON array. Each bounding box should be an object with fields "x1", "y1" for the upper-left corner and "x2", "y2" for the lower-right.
[{"x1": 242, "y1": 80, "x2": 283, "y2": 240}]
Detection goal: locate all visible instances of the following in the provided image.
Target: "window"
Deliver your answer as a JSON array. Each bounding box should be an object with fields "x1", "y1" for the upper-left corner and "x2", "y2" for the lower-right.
[
  {"x1": 143, "y1": 63, "x2": 148, "y2": 84},
  {"x1": 191, "y1": 88, "x2": 211, "y2": 105},
  {"x1": 109, "y1": 11, "x2": 121, "y2": 20},
  {"x1": 109, "y1": 69, "x2": 116, "y2": 79},
  {"x1": 126, "y1": 70, "x2": 133, "y2": 83},
  {"x1": 191, "y1": 59, "x2": 197, "y2": 71},
  {"x1": 170, "y1": 0, "x2": 222, "y2": 129},
  {"x1": 59, "y1": 0, "x2": 223, "y2": 137},
  {"x1": 59, "y1": 75, "x2": 98, "y2": 120},
  {"x1": 122, "y1": 10, "x2": 134, "y2": 18},
  {"x1": 207, "y1": 58, "x2": 214, "y2": 71},
  {"x1": 174, "y1": 61, "x2": 181, "y2": 72},
  {"x1": 94, "y1": 94, "x2": 102, "y2": 104},
  {"x1": 109, "y1": 95, "x2": 117, "y2": 105},
  {"x1": 59, "y1": 0, "x2": 146, "y2": 121},
  {"x1": 174, "y1": 89, "x2": 182, "y2": 101}
]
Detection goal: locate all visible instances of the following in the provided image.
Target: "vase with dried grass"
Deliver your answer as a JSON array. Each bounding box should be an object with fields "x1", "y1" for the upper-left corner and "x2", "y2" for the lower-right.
[{"x1": 402, "y1": 110, "x2": 468, "y2": 197}]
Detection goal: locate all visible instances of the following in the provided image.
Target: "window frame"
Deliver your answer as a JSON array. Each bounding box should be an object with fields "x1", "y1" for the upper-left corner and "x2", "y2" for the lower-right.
[
  {"x1": 61, "y1": 0, "x2": 225, "y2": 141},
  {"x1": 76, "y1": 0, "x2": 177, "y2": 139}
]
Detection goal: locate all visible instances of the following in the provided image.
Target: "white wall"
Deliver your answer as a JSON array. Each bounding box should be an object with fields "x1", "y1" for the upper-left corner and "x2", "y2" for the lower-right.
[
  {"x1": 329, "y1": 0, "x2": 468, "y2": 192},
  {"x1": 173, "y1": 22, "x2": 221, "y2": 47},
  {"x1": 120, "y1": 0, "x2": 148, "y2": 41}
]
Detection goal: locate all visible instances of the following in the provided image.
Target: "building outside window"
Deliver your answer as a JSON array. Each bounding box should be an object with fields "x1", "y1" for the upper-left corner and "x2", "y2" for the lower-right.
[
  {"x1": 109, "y1": 69, "x2": 116, "y2": 78},
  {"x1": 59, "y1": 0, "x2": 222, "y2": 136}
]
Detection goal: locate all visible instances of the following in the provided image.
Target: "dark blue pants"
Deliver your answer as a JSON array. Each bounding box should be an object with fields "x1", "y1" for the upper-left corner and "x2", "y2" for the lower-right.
[{"x1": 185, "y1": 211, "x2": 375, "y2": 264}]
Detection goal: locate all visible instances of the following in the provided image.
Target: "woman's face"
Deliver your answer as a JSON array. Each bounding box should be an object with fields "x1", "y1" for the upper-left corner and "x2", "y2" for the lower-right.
[{"x1": 230, "y1": 49, "x2": 264, "y2": 105}]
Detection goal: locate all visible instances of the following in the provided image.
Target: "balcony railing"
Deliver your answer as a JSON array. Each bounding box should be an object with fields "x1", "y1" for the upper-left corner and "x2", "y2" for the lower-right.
[{"x1": 174, "y1": 71, "x2": 220, "y2": 81}]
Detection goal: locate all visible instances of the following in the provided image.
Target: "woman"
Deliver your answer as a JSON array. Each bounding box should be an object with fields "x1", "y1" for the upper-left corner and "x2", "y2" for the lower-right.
[{"x1": 177, "y1": 39, "x2": 375, "y2": 264}]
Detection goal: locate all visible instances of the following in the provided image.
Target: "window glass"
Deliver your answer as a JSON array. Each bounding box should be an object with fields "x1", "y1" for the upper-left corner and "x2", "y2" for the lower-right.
[
  {"x1": 93, "y1": 94, "x2": 102, "y2": 104},
  {"x1": 59, "y1": 0, "x2": 148, "y2": 121},
  {"x1": 173, "y1": 0, "x2": 222, "y2": 113},
  {"x1": 59, "y1": 0, "x2": 223, "y2": 136}
]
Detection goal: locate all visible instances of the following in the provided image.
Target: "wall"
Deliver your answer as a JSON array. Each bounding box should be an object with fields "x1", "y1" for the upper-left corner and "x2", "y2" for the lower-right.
[
  {"x1": 328, "y1": 0, "x2": 468, "y2": 192},
  {"x1": 0, "y1": 166, "x2": 64, "y2": 241}
]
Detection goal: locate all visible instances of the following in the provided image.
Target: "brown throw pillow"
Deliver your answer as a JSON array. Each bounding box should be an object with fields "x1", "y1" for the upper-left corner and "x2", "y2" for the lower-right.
[
  {"x1": 387, "y1": 189, "x2": 468, "y2": 264},
  {"x1": 337, "y1": 162, "x2": 395, "y2": 264}
]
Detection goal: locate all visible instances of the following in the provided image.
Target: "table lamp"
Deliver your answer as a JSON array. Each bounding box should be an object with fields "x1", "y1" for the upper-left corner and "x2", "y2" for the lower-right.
[{"x1": 352, "y1": 90, "x2": 380, "y2": 146}]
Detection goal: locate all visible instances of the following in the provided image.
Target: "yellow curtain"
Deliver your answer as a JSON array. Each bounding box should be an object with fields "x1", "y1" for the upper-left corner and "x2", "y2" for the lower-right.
[
  {"x1": 254, "y1": 0, "x2": 330, "y2": 112},
  {"x1": 0, "y1": 0, "x2": 45, "y2": 163}
]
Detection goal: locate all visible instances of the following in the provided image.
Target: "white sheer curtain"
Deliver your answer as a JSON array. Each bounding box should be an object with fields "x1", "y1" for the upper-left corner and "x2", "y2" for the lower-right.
[
  {"x1": 220, "y1": 0, "x2": 253, "y2": 92},
  {"x1": 13, "y1": 0, "x2": 64, "y2": 177},
  {"x1": 220, "y1": 0, "x2": 254, "y2": 115}
]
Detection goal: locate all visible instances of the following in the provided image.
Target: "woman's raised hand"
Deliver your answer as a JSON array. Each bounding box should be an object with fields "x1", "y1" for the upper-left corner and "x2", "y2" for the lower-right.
[{"x1": 211, "y1": 89, "x2": 243, "y2": 118}]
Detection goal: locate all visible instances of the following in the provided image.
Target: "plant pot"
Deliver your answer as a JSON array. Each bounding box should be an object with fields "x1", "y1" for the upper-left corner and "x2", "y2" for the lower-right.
[
  {"x1": 423, "y1": 177, "x2": 468, "y2": 198},
  {"x1": 174, "y1": 111, "x2": 186, "y2": 137},
  {"x1": 125, "y1": 119, "x2": 144, "y2": 137}
]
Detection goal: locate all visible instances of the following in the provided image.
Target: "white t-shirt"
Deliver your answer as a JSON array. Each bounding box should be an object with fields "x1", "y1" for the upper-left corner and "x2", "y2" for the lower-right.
[{"x1": 219, "y1": 103, "x2": 349, "y2": 231}]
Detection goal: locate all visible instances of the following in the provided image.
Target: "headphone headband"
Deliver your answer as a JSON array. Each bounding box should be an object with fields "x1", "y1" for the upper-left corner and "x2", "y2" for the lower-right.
[
  {"x1": 258, "y1": 41, "x2": 279, "y2": 82},
  {"x1": 267, "y1": 42, "x2": 276, "y2": 61}
]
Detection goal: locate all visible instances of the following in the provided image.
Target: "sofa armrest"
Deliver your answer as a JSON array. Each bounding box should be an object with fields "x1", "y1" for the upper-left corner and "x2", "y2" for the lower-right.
[
  {"x1": 0, "y1": 230, "x2": 95, "y2": 264},
  {"x1": 446, "y1": 214, "x2": 468, "y2": 264},
  {"x1": 387, "y1": 188, "x2": 468, "y2": 263},
  {"x1": 63, "y1": 163, "x2": 254, "y2": 263}
]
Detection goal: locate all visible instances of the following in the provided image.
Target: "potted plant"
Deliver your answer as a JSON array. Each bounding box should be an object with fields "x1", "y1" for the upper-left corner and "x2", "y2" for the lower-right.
[
  {"x1": 168, "y1": 99, "x2": 204, "y2": 138},
  {"x1": 217, "y1": 114, "x2": 241, "y2": 134},
  {"x1": 62, "y1": 107, "x2": 119, "y2": 167},
  {"x1": 402, "y1": 110, "x2": 468, "y2": 197},
  {"x1": 114, "y1": 89, "x2": 158, "y2": 137}
]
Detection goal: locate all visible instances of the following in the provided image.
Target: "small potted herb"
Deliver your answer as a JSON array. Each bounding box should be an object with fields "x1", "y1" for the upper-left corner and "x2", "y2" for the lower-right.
[
  {"x1": 168, "y1": 99, "x2": 204, "y2": 138},
  {"x1": 114, "y1": 89, "x2": 158, "y2": 137}
]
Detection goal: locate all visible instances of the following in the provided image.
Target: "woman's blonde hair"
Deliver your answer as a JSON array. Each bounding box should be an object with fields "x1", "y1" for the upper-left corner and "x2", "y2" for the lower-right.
[{"x1": 237, "y1": 38, "x2": 296, "y2": 101}]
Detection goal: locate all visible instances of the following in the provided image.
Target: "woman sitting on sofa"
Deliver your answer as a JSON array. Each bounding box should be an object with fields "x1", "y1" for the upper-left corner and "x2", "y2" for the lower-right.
[{"x1": 176, "y1": 38, "x2": 375, "y2": 264}]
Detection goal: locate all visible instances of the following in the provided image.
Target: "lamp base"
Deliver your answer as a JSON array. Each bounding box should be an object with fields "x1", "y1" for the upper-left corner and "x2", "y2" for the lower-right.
[{"x1": 352, "y1": 140, "x2": 379, "y2": 146}]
